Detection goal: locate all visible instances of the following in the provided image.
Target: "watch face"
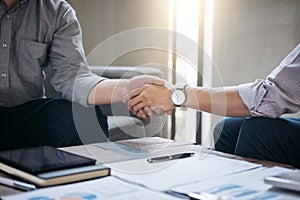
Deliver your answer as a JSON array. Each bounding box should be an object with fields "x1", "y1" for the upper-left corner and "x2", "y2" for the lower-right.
[{"x1": 171, "y1": 90, "x2": 186, "y2": 105}]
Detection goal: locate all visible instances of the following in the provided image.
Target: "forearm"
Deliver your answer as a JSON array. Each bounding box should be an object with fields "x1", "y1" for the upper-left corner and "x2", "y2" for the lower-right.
[
  {"x1": 88, "y1": 79, "x2": 128, "y2": 105},
  {"x1": 88, "y1": 75, "x2": 165, "y2": 106},
  {"x1": 185, "y1": 86, "x2": 251, "y2": 117}
]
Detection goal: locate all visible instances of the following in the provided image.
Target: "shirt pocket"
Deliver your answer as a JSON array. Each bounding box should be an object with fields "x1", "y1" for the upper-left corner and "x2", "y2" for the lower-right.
[{"x1": 18, "y1": 39, "x2": 49, "y2": 84}]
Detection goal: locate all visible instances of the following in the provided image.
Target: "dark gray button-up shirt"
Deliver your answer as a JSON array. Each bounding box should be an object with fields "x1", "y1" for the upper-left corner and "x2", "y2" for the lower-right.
[
  {"x1": 239, "y1": 44, "x2": 300, "y2": 118},
  {"x1": 0, "y1": 0, "x2": 104, "y2": 107}
]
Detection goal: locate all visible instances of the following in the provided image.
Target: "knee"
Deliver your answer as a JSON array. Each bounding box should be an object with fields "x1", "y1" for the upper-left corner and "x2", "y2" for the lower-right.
[
  {"x1": 234, "y1": 117, "x2": 274, "y2": 157},
  {"x1": 238, "y1": 117, "x2": 278, "y2": 139},
  {"x1": 72, "y1": 104, "x2": 109, "y2": 143},
  {"x1": 213, "y1": 118, "x2": 245, "y2": 154},
  {"x1": 213, "y1": 120, "x2": 224, "y2": 144},
  {"x1": 213, "y1": 117, "x2": 246, "y2": 145}
]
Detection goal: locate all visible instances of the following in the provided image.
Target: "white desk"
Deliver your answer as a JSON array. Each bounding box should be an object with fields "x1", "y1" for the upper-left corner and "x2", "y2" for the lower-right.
[{"x1": 0, "y1": 137, "x2": 298, "y2": 199}]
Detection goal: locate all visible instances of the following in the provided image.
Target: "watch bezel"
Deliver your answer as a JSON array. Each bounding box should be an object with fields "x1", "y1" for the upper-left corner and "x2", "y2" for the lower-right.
[
  {"x1": 171, "y1": 89, "x2": 186, "y2": 106},
  {"x1": 171, "y1": 83, "x2": 188, "y2": 107}
]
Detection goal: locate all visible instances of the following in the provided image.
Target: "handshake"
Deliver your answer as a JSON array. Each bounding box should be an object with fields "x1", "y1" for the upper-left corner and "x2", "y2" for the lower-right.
[
  {"x1": 90, "y1": 73, "x2": 250, "y2": 119},
  {"x1": 121, "y1": 75, "x2": 179, "y2": 119}
]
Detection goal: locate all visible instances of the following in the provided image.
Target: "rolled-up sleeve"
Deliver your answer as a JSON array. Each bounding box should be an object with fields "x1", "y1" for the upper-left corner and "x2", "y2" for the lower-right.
[
  {"x1": 49, "y1": 2, "x2": 105, "y2": 107},
  {"x1": 238, "y1": 44, "x2": 300, "y2": 118}
]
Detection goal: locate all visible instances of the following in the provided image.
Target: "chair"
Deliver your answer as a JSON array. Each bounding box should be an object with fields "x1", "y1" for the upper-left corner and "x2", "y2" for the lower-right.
[{"x1": 44, "y1": 66, "x2": 165, "y2": 141}]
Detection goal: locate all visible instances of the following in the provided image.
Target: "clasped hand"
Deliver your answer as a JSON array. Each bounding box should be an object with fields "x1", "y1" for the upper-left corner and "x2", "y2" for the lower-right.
[{"x1": 123, "y1": 75, "x2": 174, "y2": 119}]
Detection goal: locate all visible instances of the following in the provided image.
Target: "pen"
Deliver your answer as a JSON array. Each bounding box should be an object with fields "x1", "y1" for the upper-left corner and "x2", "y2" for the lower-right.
[
  {"x1": 147, "y1": 152, "x2": 195, "y2": 163},
  {"x1": 165, "y1": 190, "x2": 223, "y2": 200},
  {"x1": 0, "y1": 176, "x2": 36, "y2": 191}
]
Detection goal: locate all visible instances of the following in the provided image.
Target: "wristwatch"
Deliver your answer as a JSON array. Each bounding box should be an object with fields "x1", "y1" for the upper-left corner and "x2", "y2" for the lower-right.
[{"x1": 171, "y1": 84, "x2": 188, "y2": 110}]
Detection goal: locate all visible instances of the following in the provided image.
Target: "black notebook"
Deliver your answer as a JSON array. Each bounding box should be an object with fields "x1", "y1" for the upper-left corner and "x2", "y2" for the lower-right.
[{"x1": 0, "y1": 146, "x2": 110, "y2": 187}]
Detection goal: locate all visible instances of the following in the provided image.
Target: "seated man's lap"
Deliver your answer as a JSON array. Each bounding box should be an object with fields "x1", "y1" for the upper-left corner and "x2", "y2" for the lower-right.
[
  {"x1": 235, "y1": 117, "x2": 300, "y2": 168},
  {"x1": 214, "y1": 117, "x2": 300, "y2": 168},
  {"x1": 214, "y1": 118, "x2": 247, "y2": 154},
  {"x1": 0, "y1": 98, "x2": 109, "y2": 150}
]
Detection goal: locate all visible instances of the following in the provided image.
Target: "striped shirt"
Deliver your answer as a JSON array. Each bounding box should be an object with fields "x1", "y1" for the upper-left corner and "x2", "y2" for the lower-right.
[{"x1": 238, "y1": 44, "x2": 300, "y2": 118}]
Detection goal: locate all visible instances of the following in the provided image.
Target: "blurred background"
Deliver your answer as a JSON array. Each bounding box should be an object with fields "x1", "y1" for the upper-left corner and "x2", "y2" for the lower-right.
[{"x1": 67, "y1": 0, "x2": 300, "y2": 147}]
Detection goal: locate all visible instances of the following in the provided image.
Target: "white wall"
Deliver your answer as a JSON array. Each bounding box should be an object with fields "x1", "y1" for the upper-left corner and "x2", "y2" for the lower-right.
[
  {"x1": 67, "y1": 0, "x2": 170, "y2": 69},
  {"x1": 213, "y1": 0, "x2": 300, "y2": 86},
  {"x1": 203, "y1": 0, "x2": 300, "y2": 146},
  {"x1": 67, "y1": 0, "x2": 300, "y2": 85}
]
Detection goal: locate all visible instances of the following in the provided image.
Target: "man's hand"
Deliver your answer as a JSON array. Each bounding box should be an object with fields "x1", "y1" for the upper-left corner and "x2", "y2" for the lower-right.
[
  {"x1": 122, "y1": 75, "x2": 165, "y2": 102},
  {"x1": 121, "y1": 75, "x2": 170, "y2": 119},
  {"x1": 88, "y1": 75, "x2": 165, "y2": 106},
  {"x1": 132, "y1": 106, "x2": 173, "y2": 119},
  {"x1": 127, "y1": 84, "x2": 174, "y2": 117}
]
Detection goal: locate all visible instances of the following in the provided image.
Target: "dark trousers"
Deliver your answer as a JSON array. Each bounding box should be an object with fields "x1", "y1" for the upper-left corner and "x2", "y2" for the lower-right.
[
  {"x1": 0, "y1": 98, "x2": 109, "y2": 150},
  {"x1": 213, "y1": 117, "x2": 300, "y2": 168}
]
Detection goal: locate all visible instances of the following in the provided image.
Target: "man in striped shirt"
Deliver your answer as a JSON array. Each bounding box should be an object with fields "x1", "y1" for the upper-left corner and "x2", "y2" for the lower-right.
[{"x1": 127, "y1": 44, "x2": 300, "y2": 168}]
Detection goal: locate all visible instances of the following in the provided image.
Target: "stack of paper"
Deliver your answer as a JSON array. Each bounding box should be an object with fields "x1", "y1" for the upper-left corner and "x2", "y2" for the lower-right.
[
  {"x1": 107, "y1": 153, "x2": 261, "y2": 191},
  {"x1": 172, "y1": 166, "x2": 300, "y2": 200},
  {"x1": 2, "y1": 176, "x2": 180, "y2": 200}
]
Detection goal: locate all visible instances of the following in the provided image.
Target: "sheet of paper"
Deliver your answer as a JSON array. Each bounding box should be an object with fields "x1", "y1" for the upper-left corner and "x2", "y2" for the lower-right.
[
  {"x1": 118, "y1": 137, "x2": 192, "y2": 152},
  {"x1": 2, "y1": 176, "x2": 180, "y2": 200},
  {"x1": 93, "y1": 137, "x2": 192, "y2": 155},
  {"x1": 173, "y1": 166, "x2": 300, "y2": 200},
  {"x1": 92, "y1": 137, "x2": 194, "y2": 162},
  {"x1": 61, "y1": 144, "x2": 135, "y2": 164},
  {"x1": 107, "y1": 152, "x2": 261, "y2": 191}
]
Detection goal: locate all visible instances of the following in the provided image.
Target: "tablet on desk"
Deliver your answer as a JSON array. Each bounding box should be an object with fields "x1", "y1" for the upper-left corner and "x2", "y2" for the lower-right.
[
  {"x1": 0, "y1": 146, "x2": 110, "y2": 187},
  {"x1": 264, "y1": 169, "x2": 300, "y2": 192}
]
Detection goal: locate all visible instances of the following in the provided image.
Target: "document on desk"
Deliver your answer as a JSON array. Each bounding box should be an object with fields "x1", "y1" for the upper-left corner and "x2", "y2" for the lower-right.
[
  {"x1": 107, "y1": 152, "x2": 261, "y2": 191},
  {"x1": 2, "y1": 176, "x2": 180, "y2": 200},
  {"x1": 93, "y1": 137, "x2": 191, "y2": 155},
  {"x1": 172, "y1": 166, "x2": 300, "y2": 200}
]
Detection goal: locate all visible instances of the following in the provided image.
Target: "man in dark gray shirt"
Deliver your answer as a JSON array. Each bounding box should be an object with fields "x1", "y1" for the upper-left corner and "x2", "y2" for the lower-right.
[{"x1": 0, "y1": 0, "x2": 163, "y2": 150}]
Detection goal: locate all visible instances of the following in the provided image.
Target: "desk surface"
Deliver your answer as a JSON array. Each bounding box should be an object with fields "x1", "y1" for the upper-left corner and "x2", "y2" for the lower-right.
[{"x1": 0, "y1": 137, "x2": 293, "y2": 196}]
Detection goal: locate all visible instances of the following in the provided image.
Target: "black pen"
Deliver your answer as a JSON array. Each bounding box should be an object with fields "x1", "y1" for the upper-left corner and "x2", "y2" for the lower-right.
[
  {"x1": 165, "y1": 190, "x2": 220, "y2": 200},
  {"x1": 147, "y1": 152, "x2": 195, "y2": 163}
]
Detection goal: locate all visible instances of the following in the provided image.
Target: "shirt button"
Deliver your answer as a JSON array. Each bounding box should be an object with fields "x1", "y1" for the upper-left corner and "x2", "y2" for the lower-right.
[
  {"x1": 1, "y1": 72, "x2": 7, "y2": 78},
  {"x1": 5, "y1": 15, "x2": 9, "y2": 19},
  {"x1": 2, "y1": 43, "x2": 7, "y2": 48}
]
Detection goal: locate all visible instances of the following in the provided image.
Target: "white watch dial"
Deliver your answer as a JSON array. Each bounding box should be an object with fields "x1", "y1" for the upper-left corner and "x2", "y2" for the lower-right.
[{"x1": 171, "y1": 90, "x2": 186, "y2": 106}]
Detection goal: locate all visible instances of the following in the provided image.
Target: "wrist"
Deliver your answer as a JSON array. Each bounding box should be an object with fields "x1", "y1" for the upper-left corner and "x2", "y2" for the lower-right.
[
  {"x1": 182, "y1": 86, "x2": 192, "y2": 107},
  {"x1": 117, "y1": 79, "x2": 129, "y2": 101}
]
